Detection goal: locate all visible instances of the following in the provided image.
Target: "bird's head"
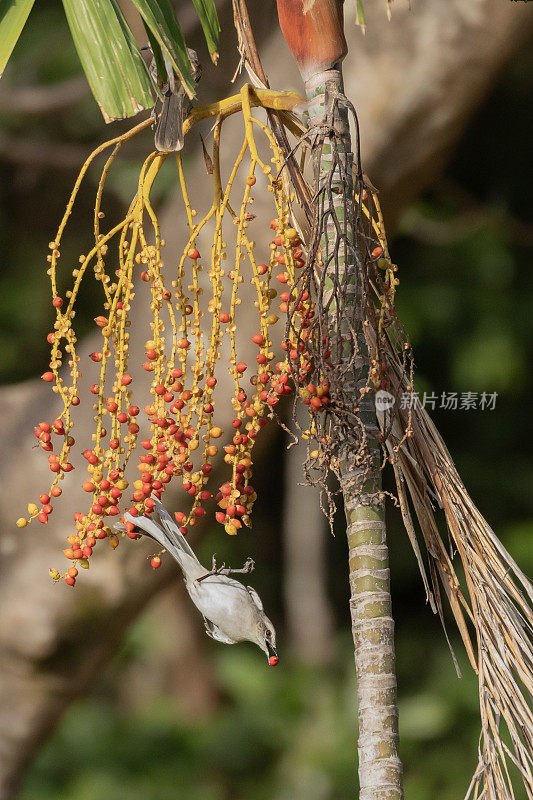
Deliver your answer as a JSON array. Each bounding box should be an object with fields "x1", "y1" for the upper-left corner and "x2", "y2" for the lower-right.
[
  {"x1": 259, "y1": 616, "x2": 279, "y2": 667},
  {"x1": 255, "y1": 614, "x2": 278, "y2": 666},
  {"x1": 245, "y1": 585, "x2": 278, "y2": 666}
]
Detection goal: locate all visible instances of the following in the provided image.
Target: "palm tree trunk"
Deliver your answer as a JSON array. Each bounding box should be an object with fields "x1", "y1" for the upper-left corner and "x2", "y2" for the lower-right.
[{"x1": 305, "y1": 65, "x2": 403, "y2": 800}]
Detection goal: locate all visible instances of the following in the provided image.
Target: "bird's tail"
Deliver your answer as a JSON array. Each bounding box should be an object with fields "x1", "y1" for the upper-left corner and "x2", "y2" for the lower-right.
[{"x1": 115, "y1": 497, "x2": 205, "y2": 580}]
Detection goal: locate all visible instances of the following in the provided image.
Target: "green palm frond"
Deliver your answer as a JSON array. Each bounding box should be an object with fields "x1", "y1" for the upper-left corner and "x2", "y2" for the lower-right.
[
  {"x1": 0, "y1": 0, "x2": 36, "y2": 75},
  {"x1": 0, "y1": 0, "x2": 220, "y2": 120}
]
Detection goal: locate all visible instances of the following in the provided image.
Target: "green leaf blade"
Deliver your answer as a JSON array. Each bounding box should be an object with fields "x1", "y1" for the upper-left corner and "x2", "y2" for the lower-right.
[
  {"x1": 0, "y1": 0, "x2": 37, "y2": 76},
  {"x1": 191, "y1": 0, "x2": 220, "y2": 63},
  {"x1": 130, "y1": 0, "x2": 195, "y2": 98},
  {"x1": 62, "y1": 0, "x2": 153, "y2": 122}
]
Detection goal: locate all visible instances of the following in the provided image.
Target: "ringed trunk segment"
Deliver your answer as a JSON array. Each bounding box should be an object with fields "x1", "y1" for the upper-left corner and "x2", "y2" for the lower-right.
[{"x1": 275, "y1": 1, "x2": 404, "y2": 796}]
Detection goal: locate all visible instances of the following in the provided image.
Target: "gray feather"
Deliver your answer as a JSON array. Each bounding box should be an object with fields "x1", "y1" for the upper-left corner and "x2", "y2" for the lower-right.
[{"x1": 118, "y1": 500, "x2": 277, "y2": 661}]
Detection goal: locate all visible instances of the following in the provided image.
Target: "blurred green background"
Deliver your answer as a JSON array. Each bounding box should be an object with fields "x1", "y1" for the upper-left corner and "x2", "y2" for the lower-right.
[{"x1": 1, "y1": 2, "x2": 532, "y2": 798}]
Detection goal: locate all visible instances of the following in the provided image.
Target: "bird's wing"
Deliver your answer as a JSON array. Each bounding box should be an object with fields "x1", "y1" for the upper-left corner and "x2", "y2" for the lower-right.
[
  {"x1": 246, "y1": 585, "x2": 264, "y2": 611},
  {"x1": 204, "y1": 618, "x2": 237, "y2": 645}
]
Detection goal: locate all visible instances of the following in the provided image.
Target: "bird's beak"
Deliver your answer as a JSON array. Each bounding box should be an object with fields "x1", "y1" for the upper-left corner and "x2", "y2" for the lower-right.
[{"x1": 266, "y1": 640, "x2": 278, "y2": 666}]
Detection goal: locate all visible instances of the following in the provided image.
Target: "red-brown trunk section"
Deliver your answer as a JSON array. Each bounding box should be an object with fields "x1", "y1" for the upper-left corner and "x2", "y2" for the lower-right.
[{"x1": 275, "y1": 0, "x2": 347, "y2": 80}]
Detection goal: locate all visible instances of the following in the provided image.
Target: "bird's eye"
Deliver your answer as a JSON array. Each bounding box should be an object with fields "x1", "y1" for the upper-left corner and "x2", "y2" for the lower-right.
[{"x1": 265, "y1": 629, "x2": 271, "y2": 639}]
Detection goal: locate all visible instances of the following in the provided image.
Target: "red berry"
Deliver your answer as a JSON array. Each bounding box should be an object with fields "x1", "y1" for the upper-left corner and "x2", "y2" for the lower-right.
[
  {"x1": 151, "y1": 556, "x2": 162, "y2": 569},
  {"x1": 41, "y1": 372, "x2": 54, "y2": 382}
]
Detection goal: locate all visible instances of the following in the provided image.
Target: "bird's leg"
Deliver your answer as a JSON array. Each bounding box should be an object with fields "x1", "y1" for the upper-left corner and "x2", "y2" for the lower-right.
[{"x1": 197, "y1": 557, "x2": 255, "y2": 582}]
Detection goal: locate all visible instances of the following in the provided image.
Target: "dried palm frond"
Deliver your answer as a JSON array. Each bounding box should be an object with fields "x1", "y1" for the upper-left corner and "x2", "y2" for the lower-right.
[{"x1": 375, "y1": 328, "x2": 533, "y2": 800}]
